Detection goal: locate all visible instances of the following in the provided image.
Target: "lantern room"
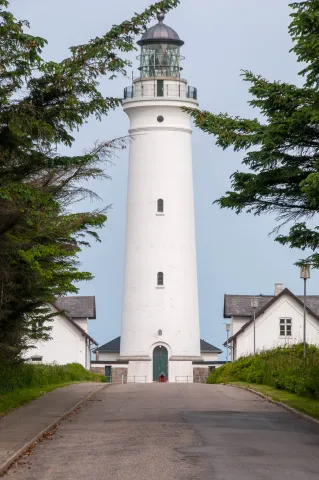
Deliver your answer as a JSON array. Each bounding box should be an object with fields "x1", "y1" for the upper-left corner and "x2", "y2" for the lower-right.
[
  {"x1": 137, "y1": 12, "x2": 184, "y2": 79},
  {"x1": 123, "y1": 13, "x2": 197, "y2": 101}
]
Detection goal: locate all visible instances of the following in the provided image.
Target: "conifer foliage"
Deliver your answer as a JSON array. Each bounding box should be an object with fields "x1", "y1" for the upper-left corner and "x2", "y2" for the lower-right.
[
  {"x1": 184, "y1": 1, "x2": 319, "y2": 267},
  {"x1": 0, "y1": 0, "x2": 179, "y2": 362}
]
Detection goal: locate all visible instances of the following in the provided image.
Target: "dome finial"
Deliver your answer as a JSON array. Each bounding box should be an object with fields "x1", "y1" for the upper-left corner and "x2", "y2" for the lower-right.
[{"x1": 157, "y1": 12, "x2": 165, "y2": 23}]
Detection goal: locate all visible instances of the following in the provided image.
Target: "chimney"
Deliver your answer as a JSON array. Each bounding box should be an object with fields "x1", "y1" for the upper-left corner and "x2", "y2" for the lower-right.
[{"x1": 275, "y1": 283, "x2": 283, "y2": 296}]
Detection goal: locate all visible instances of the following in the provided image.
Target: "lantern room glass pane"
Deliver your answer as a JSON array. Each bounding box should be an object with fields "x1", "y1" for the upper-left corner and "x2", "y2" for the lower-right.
[{"x1": 139, "y1": 44, "x2": 181, "y2": 78}]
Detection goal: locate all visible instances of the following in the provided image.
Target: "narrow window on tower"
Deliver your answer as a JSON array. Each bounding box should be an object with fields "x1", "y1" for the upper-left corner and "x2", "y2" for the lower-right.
[
  {"x1": 157, "y1": 272, "x2": 164, "y2": 287},
  {"x1": 157, "y1": 199, "x2": 164, "y2": 214}
]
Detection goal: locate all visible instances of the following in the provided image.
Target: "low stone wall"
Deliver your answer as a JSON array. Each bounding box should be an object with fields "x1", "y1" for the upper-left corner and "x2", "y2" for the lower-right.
[
  {"x1": 193, "y1": 367, "x2": 209, "y2": 383},
  {"x1": 90, "y1": 366, "x2": 128, "y2": 384},
  {"x1": 91, "y1": 367, "x2": 104, "y2": 375},
  {"x1": 112, "y1": 367, "x2": 128, "y2": 384}
]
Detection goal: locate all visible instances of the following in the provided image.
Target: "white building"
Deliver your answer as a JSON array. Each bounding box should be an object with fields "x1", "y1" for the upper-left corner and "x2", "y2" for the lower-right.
[
  {"x1": 224, "y1": 285, "x2": 319, "y2": 360},
  {"x1": 118, "y1": 13, "x2": 203, "y2": 383},
  {"x1": 91, "y1": 337, "x2": 224, "y2": 383},
  {"x1": 26, "y1": 296, "x2": 97, "y2": 369}
]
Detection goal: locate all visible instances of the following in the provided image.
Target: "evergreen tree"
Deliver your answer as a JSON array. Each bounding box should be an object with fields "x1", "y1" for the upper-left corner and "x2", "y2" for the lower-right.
[
  {"x1": 0, "y1": 0, "x2": 179, "y2": 362},
  {"x1": 184, "y1": 1, "x2": 319, "y2": 268}
]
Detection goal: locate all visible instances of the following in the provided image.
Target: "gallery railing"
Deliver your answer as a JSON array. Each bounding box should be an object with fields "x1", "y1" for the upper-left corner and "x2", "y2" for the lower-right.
[{"x1": 124, "y1": 84, "x2": 197, "y2": 100}]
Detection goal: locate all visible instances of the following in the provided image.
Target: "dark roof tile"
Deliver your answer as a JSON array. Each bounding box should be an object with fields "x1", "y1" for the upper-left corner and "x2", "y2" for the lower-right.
[
  {"x1": 225, "y1": 289, "x2": 319, "y2": 345},
  {"x1": 94, "y1": 336, "x2": 121, "y2": 353},
  {"x1": 224, "y1": 292, "x2": 319, "y2": 319},
  {"x1": 200, "y1": 339, "x2": 222, "y2": 354},
  {"x1": 224, "y1": 294, "x2": 273, "y2": 318},
  {"x1": 94, "y1": 337, "x2": 222, "y2": 354},
  {"x1": 55, "y1": 296, "x2": 96, "y2": 319}
]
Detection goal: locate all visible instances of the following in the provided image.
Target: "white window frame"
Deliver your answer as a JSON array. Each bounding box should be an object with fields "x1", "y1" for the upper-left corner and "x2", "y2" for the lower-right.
[{"x1": 279, "y1": 318, "x2": 292, "y2": 337}]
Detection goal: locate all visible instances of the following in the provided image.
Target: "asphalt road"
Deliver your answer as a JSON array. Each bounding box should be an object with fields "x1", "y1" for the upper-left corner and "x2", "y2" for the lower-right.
[{"x1": 7, "y1": 384, "x2": 319, "y2": 480}]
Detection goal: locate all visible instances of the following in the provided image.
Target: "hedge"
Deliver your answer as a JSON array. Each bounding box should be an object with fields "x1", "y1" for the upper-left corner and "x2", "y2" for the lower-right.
[
  {"x1": 207, "y1": 344, "x2": 319, "y2": 399},
  {"x1": 0, "y1": 362, "x2": 105, "y2": 395}
]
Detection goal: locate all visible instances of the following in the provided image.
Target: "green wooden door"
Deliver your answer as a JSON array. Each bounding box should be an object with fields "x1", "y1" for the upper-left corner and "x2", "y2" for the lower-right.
[
  {"x1": 105, "y1": 366, "x2": 111, "y2": 383},
  {"x1": 153, "y1": 346, "x2": 168, "y2": 381}
]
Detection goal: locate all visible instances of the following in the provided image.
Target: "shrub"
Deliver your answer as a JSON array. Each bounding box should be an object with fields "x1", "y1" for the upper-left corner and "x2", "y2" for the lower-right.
[
  {"x1": 0, "y1": 362, "x2": 105, "y2": 395},
  {"x1": 207, "y1": 344, "x2": 319, "y2": 399}
]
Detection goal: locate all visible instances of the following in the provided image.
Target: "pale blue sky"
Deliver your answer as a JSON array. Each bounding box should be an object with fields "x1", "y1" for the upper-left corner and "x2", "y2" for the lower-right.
[{"x1": 10, "y1": 0, "x2": 319, "y2": 355}]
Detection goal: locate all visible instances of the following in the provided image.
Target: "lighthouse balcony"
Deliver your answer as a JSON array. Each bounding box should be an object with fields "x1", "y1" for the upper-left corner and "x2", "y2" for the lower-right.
[{"x1": 123, "y1": 83, "x2": 197, "y2": 101}]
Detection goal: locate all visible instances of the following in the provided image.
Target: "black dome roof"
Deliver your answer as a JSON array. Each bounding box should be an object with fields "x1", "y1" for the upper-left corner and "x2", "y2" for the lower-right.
[{"x1": 137, "y1": 13, "x2": 184, "y2": 47}]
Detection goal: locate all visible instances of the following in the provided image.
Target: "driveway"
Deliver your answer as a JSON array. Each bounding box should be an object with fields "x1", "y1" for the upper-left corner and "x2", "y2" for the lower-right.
[{"x1": 6, "y1": 384, "x2": 319, "y2": 479}]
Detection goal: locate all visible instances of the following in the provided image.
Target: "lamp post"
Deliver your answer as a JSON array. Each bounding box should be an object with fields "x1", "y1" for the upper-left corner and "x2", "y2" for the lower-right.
[
  {"x1": 251, "y1": 297, "x2": 259, "y2": 355},
  {"x1": 225, "y1": 323, "x2": 231, "y2": 362},
  {"x1": 300, "y1": 265, "x2": 310, "y2": 358}
]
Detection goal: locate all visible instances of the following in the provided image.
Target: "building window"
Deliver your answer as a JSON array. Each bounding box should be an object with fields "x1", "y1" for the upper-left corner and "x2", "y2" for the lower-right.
[
  {"x1": 279, "y1": 318, "x2": 292, "y2": 336},
  {"x1": 32, "y1": 321, "x2": 41, "y2": 334},
  {"x1": 31, "y1": 356, "x2": 43, "y2": 363},
  {"x1": 157, "y1": 272, "x2": 164, "y2": 286},
  {"x1": 157, "y1": 199, "x2": 164, "y2": 213}
]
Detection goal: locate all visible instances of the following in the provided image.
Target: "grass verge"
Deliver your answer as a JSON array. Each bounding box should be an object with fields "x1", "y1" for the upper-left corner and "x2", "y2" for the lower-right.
[
  {"x1": 230, "y1": 381, "x2": 319, "y2": 420},
  {"x1": 0, "y1": 381, "x2": 89, "y2": 416},
  {"x1": 0, "y1": 363, "x2": 105, "y2": 416}
]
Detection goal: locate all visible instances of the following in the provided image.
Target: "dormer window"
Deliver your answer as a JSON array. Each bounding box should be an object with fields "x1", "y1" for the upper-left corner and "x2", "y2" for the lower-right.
[{"x1": 157, "y1": 199, "x2": 164, "y2": 213}]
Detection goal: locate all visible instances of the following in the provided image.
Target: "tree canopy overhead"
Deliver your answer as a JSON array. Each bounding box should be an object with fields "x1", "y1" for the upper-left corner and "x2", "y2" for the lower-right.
[
  {"x1": 0, "y1": 0, "x2": 180, "y2": 362},
  {"x1": 184, "y1": 0, "x2": 319, "y2": 268}
]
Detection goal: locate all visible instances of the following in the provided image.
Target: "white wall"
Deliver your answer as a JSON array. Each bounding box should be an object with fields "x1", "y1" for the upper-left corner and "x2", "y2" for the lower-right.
[
  {"x1": 91, "y1": 362, "x2": 127, "y2": 370},
  {"x1": 73, "y1": 318, "x2": 88, "y2": 333},
  {"x1": 201, "y1": 352, "x2": 219, "y2": 361},
  {"x1": 193, "y1": 362, "x2": 224, "y2": 370},
  {"x1": 128, "y1": 361, "x2": 150, "y2": 383},
  {"x1": 121, "y1": 83, "x2": 201, "y2": 360},
  {"x1": 28, "y1": 308, "x2": 88, "y2": 368},
  {"x1": 232, "y1": 316, "x2": 250, "y2": 335},
  {"x1": 98, "y1": 352, "x2": 120, "y2": 361},
  {"x1": 235, "y1": 294, "x2": 319, "y2": 359},
  {"x1": 170, "y1": 361, "x2": 193, "y2": 383}
]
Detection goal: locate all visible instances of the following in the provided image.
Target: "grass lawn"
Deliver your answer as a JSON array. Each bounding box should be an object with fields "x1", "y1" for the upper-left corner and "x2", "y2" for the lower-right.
[
  {"x1": 230, "y1": 382, "x2": 319, "y2": 420},
  {"x1": 0, "y1": 381, "x2": 92, "y2": 416}
]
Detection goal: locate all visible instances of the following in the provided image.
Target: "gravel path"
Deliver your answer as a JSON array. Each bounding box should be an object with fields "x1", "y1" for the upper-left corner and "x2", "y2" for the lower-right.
[{"x1": 6, "y1": 383, "x2": 319, "y2": 479}]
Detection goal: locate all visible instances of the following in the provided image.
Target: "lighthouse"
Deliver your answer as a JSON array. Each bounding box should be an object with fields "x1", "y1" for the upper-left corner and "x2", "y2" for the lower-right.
[{"x1": 120, "y1": 13, "x2": 202, "y2": 382}]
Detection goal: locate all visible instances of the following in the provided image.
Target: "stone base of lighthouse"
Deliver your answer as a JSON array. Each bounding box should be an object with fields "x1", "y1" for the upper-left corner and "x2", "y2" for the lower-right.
[
  {"x1": 120, "y1": 354, "x2": 203, "y2": 383},
  {"x1": 92, "y1": 336, "x2": 223, "y2": 383}
]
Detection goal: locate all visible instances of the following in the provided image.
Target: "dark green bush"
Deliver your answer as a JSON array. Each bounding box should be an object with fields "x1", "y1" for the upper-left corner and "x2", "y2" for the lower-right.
[
  {"x1": 0, "y1": 362, "x2": 105, "y2": 395},
  {"x1": 207, "y1": 344, "x2": 319, "y2": 399}
]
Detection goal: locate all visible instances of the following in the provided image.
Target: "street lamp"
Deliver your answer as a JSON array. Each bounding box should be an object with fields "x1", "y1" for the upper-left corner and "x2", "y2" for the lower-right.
[
  {"x1": 300, "y1": 265, "x2": 310, "y2": 358},
  {"x1": 225, "y1": 323, "x2": 231, "y2": 362},
  {"x1": 251, "y1": 297, "x2": 259, "y2": 355}
]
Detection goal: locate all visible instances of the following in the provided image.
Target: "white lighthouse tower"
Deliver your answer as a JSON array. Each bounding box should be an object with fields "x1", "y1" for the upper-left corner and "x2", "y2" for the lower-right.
[{"x1": 120, "y1": 13, "x2": 202, "y2": 382}]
